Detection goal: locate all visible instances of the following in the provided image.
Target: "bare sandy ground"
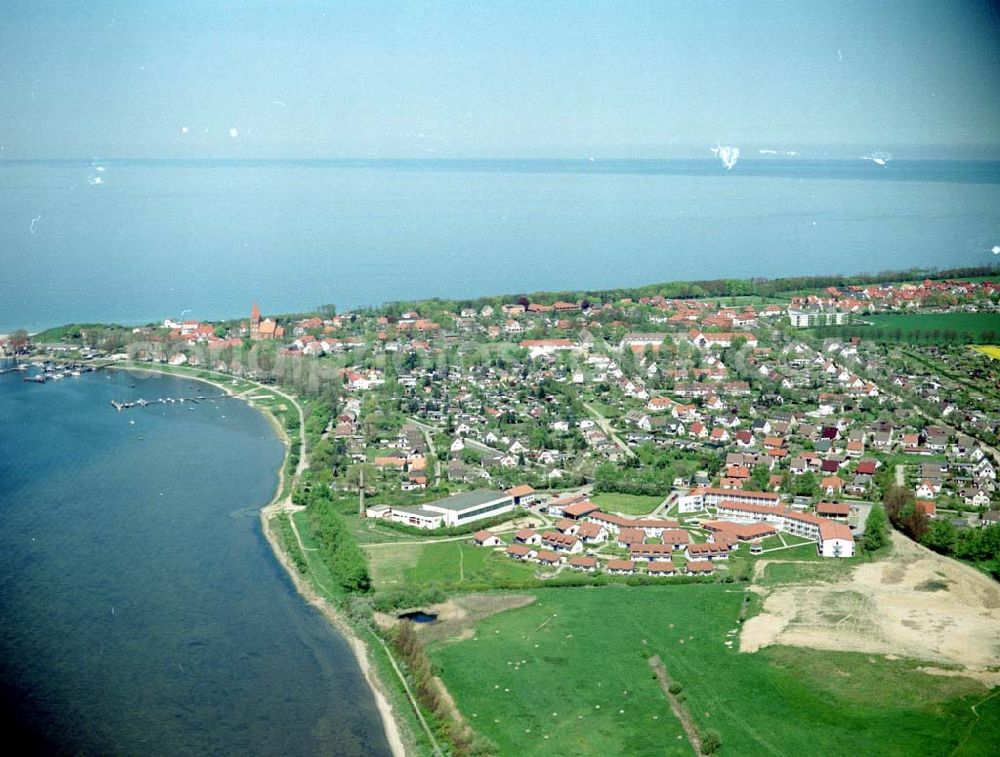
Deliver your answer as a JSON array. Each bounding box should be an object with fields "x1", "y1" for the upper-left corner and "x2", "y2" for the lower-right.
[{"x1": 742, "y1": 533, "x2": 1000, "y2": 680}]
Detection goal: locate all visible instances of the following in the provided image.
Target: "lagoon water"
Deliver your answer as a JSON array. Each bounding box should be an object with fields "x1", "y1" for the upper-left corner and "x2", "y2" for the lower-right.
[
  {"x1": 1, "y1": 158, "x2": 999, "y2": 332},
  {"x1": 0, "y1": 365, "x2": 390, "y2": 755}
]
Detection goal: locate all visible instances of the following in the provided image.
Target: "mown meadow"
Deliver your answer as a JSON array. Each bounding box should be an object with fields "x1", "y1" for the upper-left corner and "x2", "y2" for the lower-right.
[{"x1": 430, "y1": 584, "x2": 999, "y2": 756}]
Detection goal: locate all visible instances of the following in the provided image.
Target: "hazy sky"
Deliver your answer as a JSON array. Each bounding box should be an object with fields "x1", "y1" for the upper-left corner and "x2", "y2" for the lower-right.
[{"x1": 1, "y1": 0, "x2": 998, "y2": 158}]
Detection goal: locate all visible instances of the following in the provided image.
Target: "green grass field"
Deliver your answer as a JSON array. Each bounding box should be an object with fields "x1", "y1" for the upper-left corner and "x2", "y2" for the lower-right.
[
  {"x1": 431, "y1": 585, "x2": 997, "y2": 756},
  {"x1": 588, "y1": 401, "x2": 623, "y2": 419},
  {"x1": 757, "y1": 560, "x2": 859, "y2": 586},
  {"x1": 591, "y1": 492, "x2": 664, "y2": 515},
  {"x1": 856, "y1": 312, "x2": 1000, "y2": 343},
  {"x1": 368, "y1": 540, "x2": 537, "y2": 591},
  {"x1": 876, "y1": 452, "x2": 950, "y2": 467}
]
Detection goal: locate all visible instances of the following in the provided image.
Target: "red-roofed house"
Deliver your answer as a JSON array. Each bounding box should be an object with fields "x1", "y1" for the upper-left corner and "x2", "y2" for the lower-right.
[
  {"x1": 563, "y1": 500, "x2": 601, "y2": 520},
  {"x1": 818, "y1": 521, "x2": 855, "y2": 558},
  {"x1": 473, "y1": 530, "x2": 503, "y2": 547},
  {"x1": 646, "y1": 561, "x2": 676, "y2": 576},
  {"x1": 685, "y1": 542, "x2": 730, "y2": 561},
  {"x1": 821, "y1": 476, "x2": 844, "y2": 495},
  {"x1": 568, "y1": 555, "x2": 598, "y2": 572},
  {"x1": 606, "y1": 559, "x2": 635, "y2": 575},
  {"x1": 542, "y1": 531, "x2": 583, "y2": 553},
  {"x1": 506, "y1": 544, "x2": 536, "y2": 561},
  {"x1": 514, "y1": 529, "x2": 542, "y2": 545},
  {"x1": 816, "y1": 502, "x2": 850, "y2": 521},
  {"x1": 685, "y1": 560, "x2": 716, "y2": 576},
  {"x1": 506, "y1": 485, "x2": 537, "y2": 506}
]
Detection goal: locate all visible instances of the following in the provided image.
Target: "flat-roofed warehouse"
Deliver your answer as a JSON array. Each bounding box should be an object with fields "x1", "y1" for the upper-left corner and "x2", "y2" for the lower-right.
[{"x1": 389, "y1": 490, "x2": 515, "y2": 529}]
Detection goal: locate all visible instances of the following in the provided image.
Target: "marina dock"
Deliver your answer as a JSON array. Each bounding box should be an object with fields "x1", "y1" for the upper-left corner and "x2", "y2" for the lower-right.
[{"x1": 110, "y1": 394, "x2": 231, "y2": 411}]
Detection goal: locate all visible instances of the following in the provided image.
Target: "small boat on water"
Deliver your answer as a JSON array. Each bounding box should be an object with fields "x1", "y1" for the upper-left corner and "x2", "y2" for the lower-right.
[{"x1": 24, "y1": 374, "x2": 46, "y2": 383}]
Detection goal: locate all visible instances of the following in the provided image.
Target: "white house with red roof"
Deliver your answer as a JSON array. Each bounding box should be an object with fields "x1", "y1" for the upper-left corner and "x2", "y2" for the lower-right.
[
  {"x1": 818, "y1": 521, "x2": 855, "y2": 558},
  {"x1": 473, "y1": 530, "x2": 504, "y2": 547}
]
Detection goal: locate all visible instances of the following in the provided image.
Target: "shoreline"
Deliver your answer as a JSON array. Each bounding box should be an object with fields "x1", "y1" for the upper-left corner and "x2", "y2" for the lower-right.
[
  {"x1": 112, "y1": 363, "x2": 408, "y2": 757},
  {"x1": 13, "y1": 262, "x2": 999, "y2": 339}
]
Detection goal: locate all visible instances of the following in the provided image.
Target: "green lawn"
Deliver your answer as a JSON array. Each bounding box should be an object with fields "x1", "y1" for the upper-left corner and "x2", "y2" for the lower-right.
[
  {"x1": 588, "y1": 401, "x2": 623, "y2": 419},
  {"x1": 368, "y1": 540, "x2": 537, "y2": 591},
  {"x1": 779, "y1": 533, "x2": 816, "y2": 547},
  {"x1": 737, "y1": 540, "x2": 856, "y2": 565},
  {"x1": 348, "y1": 515, "x2": 427, "y2": 545},
  {"x1": 757, "y1": 560, "x2": 859, "y2": 586},
  {"x1": 431, "y1": 585, "x2": 996, "y2": 757},
  {"x1": 877, "y1": 452, "x2": 950, "y2": 466},
  {"x1": 591, "y1": 492, "x2": 663, "y2": 515}
]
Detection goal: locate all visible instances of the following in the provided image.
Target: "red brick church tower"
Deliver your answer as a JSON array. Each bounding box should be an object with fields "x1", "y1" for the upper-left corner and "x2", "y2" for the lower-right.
[{"x1": 250, "y1": 303, "x2": 261, "y2": 340}]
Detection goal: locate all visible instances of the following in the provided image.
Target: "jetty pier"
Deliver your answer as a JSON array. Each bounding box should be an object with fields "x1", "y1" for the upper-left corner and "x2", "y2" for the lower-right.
[{"x1": 110, "y1": 393, "x2": 232, "y2": 411}]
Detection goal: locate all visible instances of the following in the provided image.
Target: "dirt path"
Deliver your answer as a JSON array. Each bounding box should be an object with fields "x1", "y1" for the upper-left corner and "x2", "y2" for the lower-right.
[
  {"x1": 286, "y1": 507, "x2": 316, "y2": 551},
  {"x1": 649, "y1": 655, "x2": 702, "y2": 756}
]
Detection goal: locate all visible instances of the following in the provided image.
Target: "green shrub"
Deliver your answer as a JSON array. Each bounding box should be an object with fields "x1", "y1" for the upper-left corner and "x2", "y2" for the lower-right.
[{"x1": 701, "y1": 729, "x2": 722, "y2": 755}]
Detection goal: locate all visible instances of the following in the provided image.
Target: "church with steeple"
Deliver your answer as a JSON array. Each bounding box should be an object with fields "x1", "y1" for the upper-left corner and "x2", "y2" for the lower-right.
[{"x1": 249, "y1": 303, "x2": 283, "y2": 341}]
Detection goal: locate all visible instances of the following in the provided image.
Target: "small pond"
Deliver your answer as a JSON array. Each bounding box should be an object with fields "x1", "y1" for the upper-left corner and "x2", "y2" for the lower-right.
[{"x1": 398, "y1": 610, "x2": 438, "y2": 623}]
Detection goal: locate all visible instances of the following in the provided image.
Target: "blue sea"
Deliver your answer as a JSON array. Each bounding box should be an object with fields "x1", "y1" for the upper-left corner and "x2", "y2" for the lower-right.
[
  {"x1": 0, "y1": 364, "x2": 390, "y2": 755},
  {"x1": 1, "y1": 158, "x2": 998, "y2": 332}
]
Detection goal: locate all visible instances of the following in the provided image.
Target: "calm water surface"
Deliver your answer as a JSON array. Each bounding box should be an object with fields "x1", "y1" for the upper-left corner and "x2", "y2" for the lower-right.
[
  {"x1": 1, "y1": 158, "x2": 998, "y2": 331},
  {"x1": 0, "y1": 365, "x2": 390, "y2": 756}
]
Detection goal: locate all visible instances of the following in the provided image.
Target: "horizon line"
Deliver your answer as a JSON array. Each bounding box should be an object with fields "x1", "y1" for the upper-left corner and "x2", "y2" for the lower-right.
[{"x1": 3, "y1": 155, "x2": 1000, "y2": 164}]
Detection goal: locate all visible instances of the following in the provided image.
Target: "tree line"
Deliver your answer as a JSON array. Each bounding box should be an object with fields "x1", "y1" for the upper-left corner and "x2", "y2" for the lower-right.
[
  {"x1": 392, "y1": 622, "x2": 497, "y2": 756},
  {"x1": 816, "y1": 325, "x2": 998, "y2": 345},
  {"x1": 294, "y1": 483, "x2": 372, "y2": 593},
  {"x1": 370, "y1": 264, "x2": 998, "y2": 314},
  {"x1": 883, "y1": 484, "x2": 1000, "y2": 579}
]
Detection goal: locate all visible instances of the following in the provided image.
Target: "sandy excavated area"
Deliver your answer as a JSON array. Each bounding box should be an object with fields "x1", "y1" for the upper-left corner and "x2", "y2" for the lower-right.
[{"x1": 742, "y1": 533, "x2": 1000, "y2": 680}]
